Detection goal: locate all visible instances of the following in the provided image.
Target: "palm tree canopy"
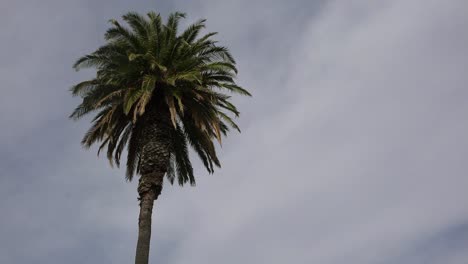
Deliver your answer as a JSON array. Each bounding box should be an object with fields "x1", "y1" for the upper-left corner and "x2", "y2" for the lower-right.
[{"x1": 70, "y1": 11, "x2": 250, "y2": 185}]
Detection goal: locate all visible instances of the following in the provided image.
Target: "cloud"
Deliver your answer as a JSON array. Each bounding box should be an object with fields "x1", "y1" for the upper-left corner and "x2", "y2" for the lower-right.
[
  {"x1": 0, "y1": 0, "x2": 467, "y2": 263},
  {"x1": 164, "y1": 1, "x2": 468, "y2": 263}
]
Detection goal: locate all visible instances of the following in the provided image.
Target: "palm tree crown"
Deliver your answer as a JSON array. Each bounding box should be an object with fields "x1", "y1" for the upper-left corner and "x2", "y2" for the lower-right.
[{"x1": 70, "y1": 11, "x2": 250, "y2": 185}]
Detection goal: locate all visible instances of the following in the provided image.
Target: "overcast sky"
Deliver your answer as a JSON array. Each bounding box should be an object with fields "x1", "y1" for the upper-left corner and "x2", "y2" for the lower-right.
[{"x1": 1, "y1": 0, "x2": 467, "y2": 263}]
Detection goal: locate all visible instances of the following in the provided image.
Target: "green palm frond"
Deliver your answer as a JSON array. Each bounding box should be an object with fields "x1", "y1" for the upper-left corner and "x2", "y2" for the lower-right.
[{"x1": 70, "y1": 11, "x2": 250, "y2": 185}]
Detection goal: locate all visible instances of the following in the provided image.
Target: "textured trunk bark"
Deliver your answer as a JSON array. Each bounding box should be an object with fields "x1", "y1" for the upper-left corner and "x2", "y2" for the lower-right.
[
  {"x1": 134, "y1": 173, "x2": 163, "y2": 264},
  {"x1": 135, "y1": 184, "x2": 156, "y2": 264},
  {"x1": 134, "y1": 100, "x2": 172, "y2": 264}
]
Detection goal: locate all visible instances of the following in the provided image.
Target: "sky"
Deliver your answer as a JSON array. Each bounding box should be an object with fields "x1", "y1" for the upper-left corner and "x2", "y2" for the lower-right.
[{"x1": 1, "y1": 0, "x2": 467, "y2": 263}]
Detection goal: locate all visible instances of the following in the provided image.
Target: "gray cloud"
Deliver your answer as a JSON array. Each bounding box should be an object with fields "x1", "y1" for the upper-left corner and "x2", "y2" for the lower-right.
[{"x1": 0, "y1": 0, "x2": 467, "y2": 263}]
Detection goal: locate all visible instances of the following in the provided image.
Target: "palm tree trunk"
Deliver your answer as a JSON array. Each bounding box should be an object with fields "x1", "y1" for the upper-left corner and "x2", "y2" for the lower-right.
[
  {"x1": 134, "y1": 102, "x2": 172, "y2": 264},
  {"x1": 135, "y1": 173, "x2": 163, "y2": 264}
]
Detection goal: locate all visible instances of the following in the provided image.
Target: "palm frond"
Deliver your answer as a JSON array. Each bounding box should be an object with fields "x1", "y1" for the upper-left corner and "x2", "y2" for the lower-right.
[{"x1": 70, "y1": 10, "x2": 249, "y2": 185}]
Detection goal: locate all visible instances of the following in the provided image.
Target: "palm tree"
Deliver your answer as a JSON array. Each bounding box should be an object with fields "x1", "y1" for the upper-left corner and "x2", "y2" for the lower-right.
[{"x1": 70, "y1": 11, "x2": 250, "y2": 264}]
